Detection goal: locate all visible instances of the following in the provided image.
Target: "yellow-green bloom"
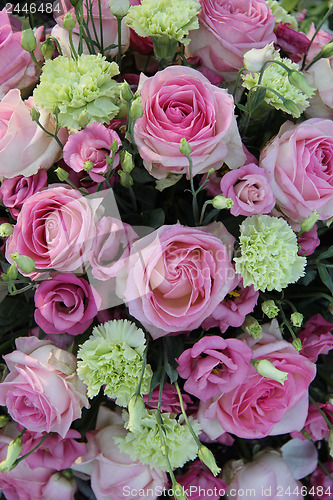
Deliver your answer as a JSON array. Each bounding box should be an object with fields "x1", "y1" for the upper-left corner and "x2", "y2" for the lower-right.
[
  {"x1": 124, "y1": 0, "x2": 200, "y2": 46},
  {"x1": 234, "y1": 215, "x2": 306, "y2": 292},
  {"x1": 33, "y1": 54, "x2": 120, "y2": 130},
  {"x1": 77, "y1": 320, "x2": 152, "y2": 406},
  {"x1": 115, "y1": 408, "x2": 201, "y2": 471}
]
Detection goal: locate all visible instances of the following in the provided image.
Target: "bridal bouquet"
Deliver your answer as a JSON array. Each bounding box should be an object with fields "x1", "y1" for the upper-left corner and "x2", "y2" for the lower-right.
[{"x1": 0, "y1": 0, "x2": 332, "y2": 498}]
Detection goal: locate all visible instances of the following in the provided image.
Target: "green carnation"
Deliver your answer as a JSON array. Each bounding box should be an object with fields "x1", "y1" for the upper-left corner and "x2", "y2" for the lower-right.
[
  {"x1": 77, "y1": 320, "x2": 152, "y2": 406},
  {"x1": 115, "y1": 408, "x2": 201, "y2": 471},
  {"x1": 33, "y1": 54, "x2": 120, "y2": 129},
  {"x1": 266, "y1": 0, "x2": 298, "y2": 30},
  {"x1": 234, "y1": 215, "x2": 306, "y2": 292},
  {"x1": 124, "y1": 0, "x2": 200, "y2": 45}
]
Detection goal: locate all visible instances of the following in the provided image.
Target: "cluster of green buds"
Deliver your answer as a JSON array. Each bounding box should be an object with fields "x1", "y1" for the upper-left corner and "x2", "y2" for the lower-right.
[{"x1": 119, "y1": 151, "x2": 135, "y2": 187}]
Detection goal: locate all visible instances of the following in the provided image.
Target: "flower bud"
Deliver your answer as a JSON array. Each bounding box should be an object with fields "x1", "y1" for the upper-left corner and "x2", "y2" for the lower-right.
[
  {"x1": 41, "y1": 38, "x2": 55, "y2": 60},
  {"x1": 290, "y1": 312, "x2": 303, "y2": 328},
  {"x1": 0, "y1": 223, "x2": 13, "y2": 238},
  {"x1": 4, "y1": 263, "x2": 18, "y2": 281},
  {"x1": 63, "y1": 12, "x2": 76, "y2": 31},
  {"x1": 0, "y1": 416, "x2": 10, "y2": 429},
  {"x1": 110, "y1": 139, "x2": 120, "y2": 154},
  {"x1": 319, "y1": 41, "x2": 333, "y2": 60},
  {"x1": 21, "y1": 28, "x2": 37, "y2": 53},
  {"x1": 83, "y1": 160, "x2": 94, "y2": 172},
  {"x1": 284, "y1": 99, "x2": 301, "y2": 118},
  {"x1": 243, "y1": 42, "x2": 275, "y2": 73},
  {"x1": 242, "y1": 315, "x2": 262, "y2": 339},
  {"x1": 121, "y1": 81, "x2": 134, "y2": 103},
  {"x1": 173, "y1": 483, "x2": 188, "y2": 500},
  {"x1": 252, "y1": 359, "x2": 288, "y2": 385},
  {"x1": 119, "y1": 171, "x2": 133, "y2": 187},
  {"x1": 292, "y1": 338, "x2": 302, "y2": 351},
  {"x1": 126, "y1": 394, "x2": 145, "y2": 433},
  {"x1": 300, "y1": 210, "x2": 319, "y2": 233},
  {"x1": 110, "y1": 0, "x2": 130, "y2": 19},
  {"x1": 0, "y1": 435, "x2": 23, "y2": 472},
  {"x1": 152, "y1": 36, "x2": 178, "y2": 61},
  {"x1": 122, "y1": 151, "x2": 134, "y2": 173},
  {"x1": 212, "y1": 195, "x2": 233, "y2": 210},
  {"x1": 11, "y1": 253, "x2": 35, "y2": 274},
  {"x1": 179, "y1": 138, "x2": 192, "y2": 157},
  {"x1": 55, "y1": 167, "x2": 69, "y2": 181},
  {"x1": 261, "y1": 300, "x2": 279, "y2": 318},
  {"x1": 198, "y1": 445, "x2": 221, "y2": 476},
  {"x1": 130, "y1": 98, "x2": 143, "y2": 120},
  {"x1": 30, "y1": 108, "x2": 40, "y2": 122},
  {"x1": 288, "y1": 71, "x2": 315, "y2": 97}
]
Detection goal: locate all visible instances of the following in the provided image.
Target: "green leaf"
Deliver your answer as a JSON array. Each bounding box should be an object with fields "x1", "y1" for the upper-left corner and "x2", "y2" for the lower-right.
[
  {"x1": 131, "y1": 168, "x2": 155, "y2": 184},
  {"x1": 280, "y1": 0, "x2": 300, "y2": 12},
  {"x1": 317, "y1": 263, "x2": 333, "y2": 293},
  {"x1": 165, "y1": 362, "x2": 178, "y2": 384}
]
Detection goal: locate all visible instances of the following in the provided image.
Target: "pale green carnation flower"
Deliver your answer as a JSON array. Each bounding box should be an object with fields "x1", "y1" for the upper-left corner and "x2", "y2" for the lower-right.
[
  {"x1": 234, "y1": 215, "x2": 306, "y2": 292},
  {"x1": 124, "y1": 0, "x2": 200, "y2": 45},
  {"x1": 115, "y1": 408, "x2": 201, "y2": 471},
  {"x1": 77, "y1": 320, "x2": 152, "y2": 406},
  {"x1": 242, "y1": 54, "x2": 314, "y2": 118},
  {"x1": 266, "y1": 0, "x2": 298, "y2": 30},
  {"x1": 33, "y1": 54, "x2": 120, "y2": 129}
]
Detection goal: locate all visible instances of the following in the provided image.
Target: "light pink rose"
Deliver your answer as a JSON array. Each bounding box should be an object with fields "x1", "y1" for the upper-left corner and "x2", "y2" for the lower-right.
[
  {"x1": 0, "y1": 170, "x2": 47, "y2": 219},
  {"x1": 176, "y1": 460, "x2": 227, "y2": 500},
  {"x1": 34, "y1": 273, "x2": 100, "y2": 335},
  {"x1": 0, "y1": 8, "x2": 43, "y2": 99},
  {"x1": 143, "y1": 383, "x2": 192, "y2": 414},
  {"x1": 297, "y1": 314, "x2": 333, "y2": 362},
  {"x1": 134, "y1": 66, "x2": 246, "y2": 179},
  {"x1": 120, "y1": 223, "x2": 237, "y2": 339},
  {"x1": 260, "y1": 119, "x2": 333, "y2": 222},
  {"x1": 291, "y1": 403, "x2": 333, "y2": 442},
  {"x1": 0, "y1": 90, "x2": 66, "y2": 178},
  {"x1": 199, "y1": 322, "x2": 316, "y2": 439},
  {"x1": 0, "y1": 336, "x2": 89, "y2": 437},
  {"x1": 187, "y1": 0, "x2": 276, "y2": 80},
  {"x1": 62, "y1": 123, "x2": 121, "y2": 183},
  {"x1": 220, "y1": 163, "x2": 276, "y2": 216},
  {"x1": 177, "y1": 336, "x2": 253, "y2": 401},
  {"x1": 6, "y1": 185, "x2": 96, "y2": 272}
]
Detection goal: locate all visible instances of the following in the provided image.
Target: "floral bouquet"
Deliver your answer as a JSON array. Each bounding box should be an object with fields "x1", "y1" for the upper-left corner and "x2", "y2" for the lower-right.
[{"x1": 0, "y1": 0, "x2": 332, "y2": 498}]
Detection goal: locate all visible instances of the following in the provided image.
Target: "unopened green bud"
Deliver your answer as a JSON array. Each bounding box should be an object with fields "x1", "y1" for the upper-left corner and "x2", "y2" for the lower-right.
[
  {"x1": 130, "y1": 98, "x2": 143, "y2": 120},
  {"x1": 121, "y1": 81, "x2": 134, "y2": 103},
  {"x1": 83, "y1": 160, "x2": 94, "y2": 172},
  {"x1": 173, "y1": 483, "x2": 188, "y2": 500},
  {"x1": 122, "y1": 152, "x2": 134, "y2": 173},
  {"x1": 290, "y1": 312, "x2": 303, "y2": 328},
  {"x1": 110, "y1": 140, "x2": 120, "y2": 154},
  {"x1": 198, "y1": 445, "x2": 221, "y2": 477},
  {"x1": 284, "y1": 100, "x2": 301, "y2": 118},
  {"x1": 242, "y1": 315, "x2": 262, "y2": 339},
  {"x1": 288, "y1": 71, "x2": 315, "y2": 97},
  {"x1": 0, "y1": 435, "x2": 23, "y2": 472},
  {"x1": 253, "y1": 359, "x2": 288, "y2": 385},
  {"x1": 300, "y1": 210, "x2": 319, "y2": 233},
  {"x1": 0, "y1": 416, "x2": 9, "y2": 429},
  {"x1": 325, "y1": 216, "x2": 333, "y2": 228},
  {"x1": 119, "y1": 171, "x2": 133, "y2": 187},
  {"x1": 319, "y1": 42, "x2": 333, "y2": 60},
  {"x1": 41, "y1": 38, "x2": 55, "y2": 60},
  {"x1": 55, "y1": 167, "x2": 69, "y2": 182},
  {"x1": 152, "y1": 36, "x2": 178, "y2": 61},
  {"x1": 0, "y1": 223, "x2": 13, "y2": 238},
  {"x1": 21, "y1": 28, "x2": 37, "y2": 53},
  {"x1": 261, "y1": 300, "x2": 279, "y2": 318},
  {"x1": 208, "y1": 168, "x2": 215, "y2": 175},
  {"x1": 109, "y1": 0, "x2": 130, "y2": 19},
  {"x1": 212, "y1": 195, "x2": 233, "y2": 210},
  {"x1": 11, "y1": 253, "x2": 35, "y2": 274},
  {"x1": 179, "y1": 138, "x2": 192, "y2": 157},
  {"x1": 6, "y1": 263, "x2": 18, "y2": 281},
  {"x1": 63, "y1": 12, "x2": 76, "y2": 31},
  {"x1": 30, "y1": 108, "x2": 40, "y2": 122},
  {"x1": 126, "y1": 395, "x2": 145, "y2": 433},
  {"x1": 292, "y1": 338, "x2": 302, "y2": 351}
]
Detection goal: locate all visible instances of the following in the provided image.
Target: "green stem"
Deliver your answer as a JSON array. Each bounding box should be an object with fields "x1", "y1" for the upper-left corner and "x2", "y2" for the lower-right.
[
  {"x1": 233, "y1": 65, "x2": 245, "y2": 100},
  {"x1": 199, "y1": 200, "x2": 212, "y2": 225},
  {"x1": 186, "y1": 154, "x2": 199, "y2": 225},
  {"x1": 35, "y1": 120, "x2": 63, "y2": 149},
  {"x1": 309, "y1": 396, "x2": 333, "y2": 434},
  {"x1": 29, "y1": 50, "x2": 42, "y2": 70},
  {"x1": 15, "y1": 433, "x2": 49, "y2": 466},
  {"x1": 9, "y1": 284, "x2": 34, "y2": 296},
  {"x1": 47, "y1": 36, "x2": 63, "y2": 56},
  {"x1": 278, "y1": 304, "x2": 297, "y2": 341},
  {"x1": 117, "y1": 18, "x2": 122, "y2": 73},
  {"x1": 302, "y1": 4, "x2": 333, "y2": 69},
  {"x1": 98, "y1": 0, "x2": 104, "y2": 54},
  {"x1": 174, "y1": 381, "x2": 201, "y2": 448},
  {"x1": 68, "y1": 30, "x2": 78, "y2": 60}
]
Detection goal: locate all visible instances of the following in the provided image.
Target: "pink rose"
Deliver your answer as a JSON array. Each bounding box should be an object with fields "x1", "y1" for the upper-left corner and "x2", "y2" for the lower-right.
[
  {"x1": 187, "y1": 0, "x2": 276, "y2": 79},
  {"x1": 260, "y1": 119, "x2": 333, "y2": 222},
  {"x1": 220, "y1": 163, "x2": 276, "y2": 216},
  {"x1": 120, "y1": 223, "x2": 237, "y2": 339},
  {"x1": 297, "y1": 314, "x2": 333, "y2": 362},
  {"x1": 62, "y1": 123, "x2": 121, "y2": 183},
  {"x1": 177, "y1": 336, "x2": 253, "y2": 401},
  {"x1": 0, "y1": 170, "x2": 47, "y2": 219},
  {"x1": 34, "y1": 273, "x2": 100, "y2": 335},
  {"x1": 291, "y1": 403, "x2": 333, "y2": 442},
  {"x1": 143, "y1": 383, "x2": 192, "y2": 414},
  {"x1": 0, "y1": 90, "x2": 66, "y2": 178},
  {"x1": 0, "y1": 336, "x2": 89, "y2": 437},
  {"x1": 274, "y1": 23, "x2": 311, "y2": 62},
  {"x1": 6, "y1": 185, "x2": 96, "y2": 272},
  {"x1": 0, "y1": 8, "x2": 43, "y2": 99},
  {"x1": 134, "y1": 66, "x2": 246, "y2": 179},
  {"x1": 199, "y1": 322, "x2": 316, "y2": 439},
  {"x1": 202, "y1": 276, "x2": 259, "y2": 333},
  {"x1": 176, "y1": 460, "x2": 227, "y2": 500}
]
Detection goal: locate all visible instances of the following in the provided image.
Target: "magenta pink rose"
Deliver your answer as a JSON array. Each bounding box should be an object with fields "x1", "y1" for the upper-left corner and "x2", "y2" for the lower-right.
[
  {"x1": 297, "y1": 314, "x2": 333, "y2": 362},
  {"x1": 187, "y1": 0, "x2": 276, "y2": 79},
  {"x1": 0, "y1": 170, "x2": 47, "y2": 219},
  {"x1": 291, "y1": 403, "x2": 333, "y2": 442},
  {"x1": 134, "y1": 66, "x2": 246, "y2": 179},
  {"x1": 260, "y1": 119, "x2": 333, "y2": 222},
  {"x1": 176, "y1": 460, "x2": 227, "y2": 500},
  {"x1": 34, "y1": 273, "x2": 100, "y2": 335},
  {"x1": 177, "y1": 336, "x2": 253, "y2": 401},
  {"x1": 0, "y1": 337, "x2": 89, "y2": 437},
  {"x1": 0, "y1": 8, "x2": 43, "y2": 99},
  {"x1": 6, "y1": 185, "x2": 96, "y2": 272},
  {"x1": 220, "y1": 163, "x2": 276, "y2": 216},
  {"x1": 0, "y1": 90, "x2": 66, "y2": 178},
  {"x1": 120, "y1": 223, "x2": 237, "y2": 339},
  {"x1": 63, "y1": 123, "x2": 122, "y2": 183},
  {"x1": 143, "y1": 383, "x2": 192, "y2": 414}
]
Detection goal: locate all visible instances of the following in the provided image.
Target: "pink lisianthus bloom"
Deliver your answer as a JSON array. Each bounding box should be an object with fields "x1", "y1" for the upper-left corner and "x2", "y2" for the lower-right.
[
  {"x1": 134, "y1": 66, "x2": 246, "y2": 179},
  {"x1": 0, "y1": 337, "x2": 89, "y2": 437},
  {"x1": 177, "y1": 336, "x2": 253, "y2": 401},
  {"x1": 198, "y1": 321, "x2": 316, "y2": 439},
  {"x1": 34, "y1": 273, "x2": 100, "y2": 335},
  {"x1": 176, "y1": 460, "x2": 228, "y2": 500},
  {"x1": 298, "y1": 224, "x2": 320, "y2": 256},
  {"x1": 119, "y1": 222, "x2": 237, "y2": 339},
  {"x1": 274, "y1": 23, "x2": 311, "y2": 62},
  {"x1": 310, "y1": 461, "x2": 333, "y2": 500},
  {"x1": 260, "y1": 119, "x2": 333, "y2": 222},
  {"x1": 187, "y1": 0, "x2": 276, "y2": 80},
  {"x1": 143, "y1": 383, "x2": 192, "y2": 414},
  {"x1": 0, "y1": 170, "x2": 48, "y2": 219},
  {"x1": 63, "y1": 123, "x2": 122, "y2": 183},
  {"x1": 291, "y1": 403, "x2": 333, "y2": 442},
  {"x1": 220, "y1": 163, "x2": 276, "y2": 216},
  {"x1": 202, "y1": 276, "x2": 259, "y2": 332},
  {"x1": 0, "y1": 8, "x2": 43, "y2": 99},
  {"x1": 6, "y1": 185, "x2": 96, "y2": 273},
  {"x1": 297, "y1": 314, "x2": 333, "y2": 362}
]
